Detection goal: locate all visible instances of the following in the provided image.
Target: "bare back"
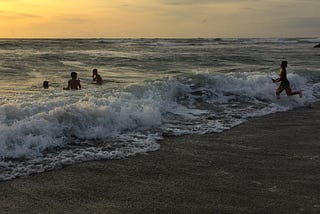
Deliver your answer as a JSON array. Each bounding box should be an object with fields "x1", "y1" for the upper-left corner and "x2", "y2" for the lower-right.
[{"x1": 67, "y1": 79, "x2": 81, "y2": 90}]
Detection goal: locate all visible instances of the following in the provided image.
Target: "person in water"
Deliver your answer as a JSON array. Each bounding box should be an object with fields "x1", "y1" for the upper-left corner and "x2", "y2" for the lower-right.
[
  {"x1": 63, "y1": 72, "x2": 81, "y2": 90},
  {"x1": 272, "y1": 61, "x2": 302, "y2": 99},
  {"x1": 92, "y1": 68, "x2": 103, "y2": 85},
  {"x1": 43, "y1": 81, "x2": 49, "y2": 89}
]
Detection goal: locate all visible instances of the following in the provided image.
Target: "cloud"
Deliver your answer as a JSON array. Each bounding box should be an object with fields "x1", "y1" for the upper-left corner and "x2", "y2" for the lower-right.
[
  {"x1": 159, "y1": 0, "x2": 215, "y2": 5},
  {"x1": 0, "y1": 11, "x2": 40, "y2": 19},
  {"x1": 56, "y1": 15, "x2": 91, "y2": 25},
  {"x1": 286, "y1": 16, "x2": 320, "y2": 28},
  {"x1": 158, "y1": 0, "x2": 252, "y2": 5}
]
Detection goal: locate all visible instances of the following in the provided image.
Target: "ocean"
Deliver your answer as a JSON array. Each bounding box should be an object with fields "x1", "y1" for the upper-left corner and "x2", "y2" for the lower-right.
[{"x1": 0, "y1": 38, "x2": 319, "y2": 181}]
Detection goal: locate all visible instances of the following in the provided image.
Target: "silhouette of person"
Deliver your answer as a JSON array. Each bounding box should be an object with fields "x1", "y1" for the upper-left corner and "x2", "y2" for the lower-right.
[
  {"x1": 272, "y1": 61, "x2": 302, "y2": 99},
  {"x1": 43, "y1": 81, "x2": 49, "y2": 89},
  {"x1": 92, "y1": 68, "x2": 103, "y2": 85},
  {"x1": 63, "y1": 72, "x2": 81, "y2": 90}
]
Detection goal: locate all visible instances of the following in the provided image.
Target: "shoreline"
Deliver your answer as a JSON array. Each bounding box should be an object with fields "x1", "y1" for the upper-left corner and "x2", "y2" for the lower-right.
[{"x1": 1, "y1": 102, "x2": 320, "y2": 213}]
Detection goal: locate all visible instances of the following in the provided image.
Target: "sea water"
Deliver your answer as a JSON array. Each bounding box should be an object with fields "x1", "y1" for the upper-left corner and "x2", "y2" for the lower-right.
[{"x1": 0, "y1": 38, "x2": 319, "y2": 180}]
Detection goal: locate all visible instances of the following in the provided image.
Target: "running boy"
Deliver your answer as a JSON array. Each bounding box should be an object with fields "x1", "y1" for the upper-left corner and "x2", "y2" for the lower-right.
[{"x1": 272, "y1": 61, "x2": 302, "y2": 99}]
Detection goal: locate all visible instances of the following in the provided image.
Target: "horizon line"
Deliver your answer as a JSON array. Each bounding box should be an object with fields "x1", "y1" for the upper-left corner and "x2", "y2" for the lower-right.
[{"x1": 0, "y1": 36, "x2": 319, "y2": 40}]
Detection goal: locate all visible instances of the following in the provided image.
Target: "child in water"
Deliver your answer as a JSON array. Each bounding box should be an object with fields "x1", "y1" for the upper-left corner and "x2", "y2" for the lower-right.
[
  {"x1": 92, "y1": 68, "x2": 103, "y2": 85},
  {"x1": 43, "y1": 81, "x2": 49, "y2": 89},
  {"x1": 63, "y1": 72, "x2": 81, "y2": 90},
  {"x1": 272, "y1": 61, "x2": 302, "y2": 99}
]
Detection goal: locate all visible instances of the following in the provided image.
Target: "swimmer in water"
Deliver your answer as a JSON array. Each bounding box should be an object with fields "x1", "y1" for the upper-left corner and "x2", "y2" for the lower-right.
[
  {"x1": 63, "y1": 72, "x2": 81, "y2": 90},
  {"x1": 92, "y1": 68, "x2": 103, "y2": 85}
]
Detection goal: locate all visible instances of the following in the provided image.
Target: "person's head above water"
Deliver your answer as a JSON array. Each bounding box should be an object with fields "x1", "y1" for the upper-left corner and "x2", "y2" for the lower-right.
[
  {"x1": 43, "y1": 81, "x2": 49, "y2": 89},
  {"x1": 71, "y1": 72, "x2": 77, "y2": 79},
  {"x1": 92, "y1": 68, "x2": 98, "y2": 75},
  {"x1": 281, "y1": 60, "x2": 288, "y2": 68}
]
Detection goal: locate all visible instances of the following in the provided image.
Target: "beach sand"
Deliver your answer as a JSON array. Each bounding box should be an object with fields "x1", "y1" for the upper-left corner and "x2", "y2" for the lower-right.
[{"x1": 0, "y1": 102, "x2": 320, "y2": 213}]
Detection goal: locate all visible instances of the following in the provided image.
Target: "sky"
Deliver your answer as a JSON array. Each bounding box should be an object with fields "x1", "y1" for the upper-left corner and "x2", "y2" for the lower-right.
[{"x1": 0, "y1": 0, "x2": 319, "y2": 38}]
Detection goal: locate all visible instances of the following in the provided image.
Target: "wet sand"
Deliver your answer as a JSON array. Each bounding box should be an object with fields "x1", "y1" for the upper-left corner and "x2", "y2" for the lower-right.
[{"x1": 1, "y1": 102, "x2": 320, "y2": 213}]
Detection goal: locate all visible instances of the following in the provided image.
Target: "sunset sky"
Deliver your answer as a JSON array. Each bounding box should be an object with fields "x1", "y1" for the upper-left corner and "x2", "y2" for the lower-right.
[{"x1": 1, "y1": 0, "x2": 319, "y2": 38}]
